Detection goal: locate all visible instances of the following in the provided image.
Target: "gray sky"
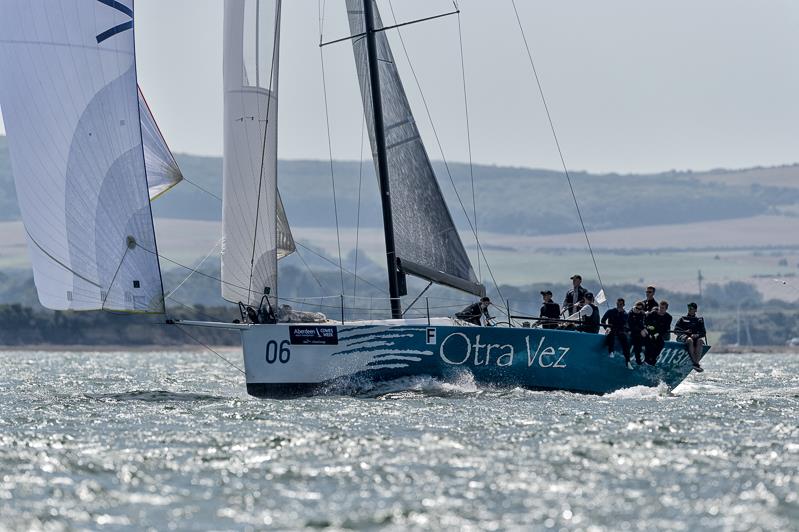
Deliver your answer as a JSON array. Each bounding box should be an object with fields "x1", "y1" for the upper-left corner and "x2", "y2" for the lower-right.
[{"x1": 2, "y1": 0, "x2": 798, "y2": 173}]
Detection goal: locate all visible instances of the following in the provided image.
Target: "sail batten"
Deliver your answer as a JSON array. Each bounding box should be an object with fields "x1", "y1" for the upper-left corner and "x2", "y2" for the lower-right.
[
  {"x1": 346, "y1": 0, "x2": 484, "y2": 297},
  {"x1": 222, "y1": 0, "x2": 294, "y2": 307},
  {"x1": 0, "y1": 0, "x2": 165, "y2": 312}
]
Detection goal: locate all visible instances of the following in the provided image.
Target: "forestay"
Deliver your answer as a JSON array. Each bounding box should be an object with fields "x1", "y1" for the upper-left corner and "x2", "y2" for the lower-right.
[
  {"x1": 222, "y1": 0, "x2": 295, "y2": 307},
  {"x1": 346, "y1": 0, "x2": 484, "y2": 297},
  {"x1": 0, "y1": 0, "x2": 165, "y2": 312}
]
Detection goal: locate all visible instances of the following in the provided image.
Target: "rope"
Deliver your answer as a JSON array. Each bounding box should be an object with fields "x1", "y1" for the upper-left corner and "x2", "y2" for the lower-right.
[
  {"x1": 385, "y1": 0, "x2": 506, "y2": 306},
  {"x1": 318, "y1": 0, "x2": 346, "y2": 297},
  {"x1": 456, "y1": 8, "x2": 480, "y2": 282},
  {"x1": 174, "y1": 324, "x2": 245, "y2": 375},
  {"x1": 509, "y1": 0, "x2": 607, "y2": 307},
  {"x1": 101, "y1": 245, "x2": 130, "y2": 310}
]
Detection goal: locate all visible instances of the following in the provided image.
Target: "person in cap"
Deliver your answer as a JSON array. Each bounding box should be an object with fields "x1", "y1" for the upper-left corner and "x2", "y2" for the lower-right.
[
  {"x1": 643, "y1": 285, "x2": 659, "y2": 312},
  {"x1": 576, "y1": 292, "x2": 600, "y2": 333},
  {"x1": 602, "y1": 298, "x2": 632, "y2": 368},
  {"x1": 563, "y1": 274, "x2": 588, "y2": 316},
  {"x1": 644, "y1": 300, "x2": 672, "y2": 365},
  {"x1": 456, "y1": 296, "x2": 492, "y2": 326},
  {"x1": 628, "y1": 300, "x2": 647, "y2": 365},
  {"x1": 539, "y1": 290, "x2": 561, "y2": 329},
  {"x1": 674, "y1": 302, "x2": 706, "y2": 372}
]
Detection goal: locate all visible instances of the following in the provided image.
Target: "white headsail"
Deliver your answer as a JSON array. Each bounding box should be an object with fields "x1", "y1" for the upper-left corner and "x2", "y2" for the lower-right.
[
  {"x1": 0, "y1": 0, "x2": 167, "y2": 312},
  {"x1": 139, "y1": 87, "x2": 183, "y2": 200},
  {"x1": 222, "y1": 0, "x2": 295, "y2": 307}
]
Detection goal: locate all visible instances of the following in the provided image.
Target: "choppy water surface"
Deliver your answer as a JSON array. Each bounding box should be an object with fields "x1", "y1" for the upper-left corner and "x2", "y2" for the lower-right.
[{"x1": 1, "y1": 351, "x2": 797, "y2": 531}]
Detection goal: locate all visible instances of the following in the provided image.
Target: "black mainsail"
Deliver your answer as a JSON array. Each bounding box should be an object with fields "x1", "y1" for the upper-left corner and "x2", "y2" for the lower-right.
[{"x1": 346, "y1": 0, "x2": 485, "y2": 310}]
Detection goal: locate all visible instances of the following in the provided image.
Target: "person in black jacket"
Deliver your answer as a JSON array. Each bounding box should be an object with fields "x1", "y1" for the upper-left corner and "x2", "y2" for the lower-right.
[
  {"x1": 602, "y1": 298, "x2": 631, "y2": 368},
  {"x1": 577, "y1": 292, "x2": 600, "y2": 333},
  {"x1": 539, "y1": 290, "x2": 560, "y2": 329},
  {"x1": 456, "y1": 297, "x2": 491, "y2": 326},
  {"x1": 642, "y1": 285, "x2": 659, "y2": 312},
  {"x1": 644, "y1": 300, "x2": 672, "y2": 365},
  {"x1": 627, "y1": 301, "x2": 647, "y2": 365},
  {"x1": 674, "y1": 302, "x2": 706, "y2": 372},
  {"x1": 562, "y1": 274, "x2": 588, "y2": 316}
]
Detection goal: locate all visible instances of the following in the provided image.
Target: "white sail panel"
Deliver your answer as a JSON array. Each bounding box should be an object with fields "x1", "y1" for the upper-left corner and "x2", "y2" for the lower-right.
[
  {"x1": 139, "y1": 87, "x2": 183, "y2": 200},
  {"x1": 0, "y1": 0, "x2": 165, "y2": 312},
  {"x1": 346, "y1": 1, "x2": 484, "y2": 296},
  {"x1": 222, "y1": 0, "x2": 294, "y2": 307}
]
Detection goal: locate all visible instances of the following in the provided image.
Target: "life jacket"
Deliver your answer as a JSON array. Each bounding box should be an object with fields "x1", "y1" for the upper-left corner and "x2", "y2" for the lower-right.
[{"x1": 581, "y1": 303, "x2": 601, "y2": 333}]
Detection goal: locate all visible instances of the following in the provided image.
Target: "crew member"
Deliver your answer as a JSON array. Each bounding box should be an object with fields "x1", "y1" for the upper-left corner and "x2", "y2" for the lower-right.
[
  {"x1": 539, "y1": 290, "x2": 560, "y2": 329},
  {"x1": 674, "y1": 302, "x2": 706, "y2": 372},
  {"x1": 456, "y1": 296, "x2": 491, "y2": 326},
  {"x1": 563, "y1": 274, "x2": 588, "y2": 316},
  {"x1": 644, "y1": 300, "x2": 672, "y2": 365},
  {"x1": 643, "y1": 285, "x2": 659, "y2": 312},
  {"x1": 628, "y1": 301, "x2": 647, "y2": 365},
  {"x1": 577, "y1": 292, "x2": 600, "y2": 333},
  {"x1": 602, "y1": 298, "x2": 631, "y2": 368}
]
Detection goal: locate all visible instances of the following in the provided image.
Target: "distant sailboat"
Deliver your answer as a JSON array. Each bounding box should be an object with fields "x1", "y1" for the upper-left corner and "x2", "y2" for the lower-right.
[{"x1": 0, "y1": 0, "x2": 708, "y2": 397}]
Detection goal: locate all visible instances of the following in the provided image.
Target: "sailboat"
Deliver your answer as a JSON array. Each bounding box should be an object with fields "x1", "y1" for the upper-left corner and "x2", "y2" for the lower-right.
[{"x1": 0, "y1": 0, "x2": 708, "y2": 398}]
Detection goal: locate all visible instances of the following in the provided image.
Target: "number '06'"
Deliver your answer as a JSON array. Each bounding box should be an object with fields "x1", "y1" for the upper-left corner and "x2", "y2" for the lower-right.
[{"x1": 265, "y1": 340, "x2": 290, "y2": 364}]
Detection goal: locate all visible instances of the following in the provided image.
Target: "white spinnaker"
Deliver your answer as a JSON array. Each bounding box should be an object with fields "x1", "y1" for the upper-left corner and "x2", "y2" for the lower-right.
[
  {"x1": 0, "y1": 0, "x2": 165, "y2": 312},
  {"x1": 139, "y1": 87, "x2": 183, "y2": 200},
  {"x1": 222, "y1": 0, "x2": 295, "y2": 307}
]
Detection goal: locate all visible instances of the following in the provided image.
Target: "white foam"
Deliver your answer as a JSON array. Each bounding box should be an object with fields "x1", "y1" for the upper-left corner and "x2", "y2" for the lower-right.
[{"x1": 606, "y1": 382, "x2": 672, "y2": 399}]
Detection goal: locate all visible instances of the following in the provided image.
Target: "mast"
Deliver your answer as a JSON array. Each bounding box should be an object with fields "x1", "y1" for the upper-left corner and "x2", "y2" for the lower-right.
[{"x1": 363, "y1": 0, "x2": 402, "y2": 319}]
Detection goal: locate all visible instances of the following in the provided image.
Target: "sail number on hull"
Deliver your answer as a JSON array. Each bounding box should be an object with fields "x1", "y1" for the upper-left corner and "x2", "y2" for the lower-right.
[{"x1": 265, "y1": 340, "x2": 291, "y2": 364}]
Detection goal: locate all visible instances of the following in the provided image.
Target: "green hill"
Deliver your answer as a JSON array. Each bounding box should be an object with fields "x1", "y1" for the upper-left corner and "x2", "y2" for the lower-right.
[{"x1": 2, "y1": 135, "x2": 799, "y2": 235}]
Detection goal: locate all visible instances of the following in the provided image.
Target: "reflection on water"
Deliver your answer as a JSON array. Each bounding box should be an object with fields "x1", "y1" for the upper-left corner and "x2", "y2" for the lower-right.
[{"x1": 1, "y1": 350, "x2": 797, "y2": 530}]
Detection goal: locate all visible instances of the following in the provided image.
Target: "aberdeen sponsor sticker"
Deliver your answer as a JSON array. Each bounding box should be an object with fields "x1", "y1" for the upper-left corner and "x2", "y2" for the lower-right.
[{"x1": 289, "y1": 326, "x2": 338, "y2": 345}]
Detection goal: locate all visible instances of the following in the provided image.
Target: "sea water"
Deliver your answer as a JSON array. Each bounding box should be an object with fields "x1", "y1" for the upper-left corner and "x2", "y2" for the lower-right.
[{"x1": 0, "y1": 351, "x2": 797, "y2": 531}]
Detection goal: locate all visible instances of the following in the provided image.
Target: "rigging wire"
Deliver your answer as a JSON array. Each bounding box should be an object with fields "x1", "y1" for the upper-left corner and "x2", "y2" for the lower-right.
[
  {"x1": 295, "y1": 241, "x2": 388, "y2": 295},
  {"x1": 173, "y1": 324, "x2": 245, "y2": 375},
  {"x1": 385, "y1": 0, "x2": 506, "y2": 305},
  {"x1": 166, "y1": 296, "x2": 230, "y2": 323},
  {"x1": 293, "y1": 245, "x2": 328, "y2": 291},
  {"x1": 164, "y1": 237, "x2": 222, "y2": 300},
  {"x1": 318, "y1": 0, "x2": 346, "y2": 297},
  {"x1": 455, "y1": 5, "x2": 481, "y2": 282},
  {"x1": 509, "y1": 0, "x2": 607, "y2": 306},
  {"x1": 180, "y1": 177, "x2": 222, "y2": 202},
  {"x1": 353, "y1": 117, "x2": 366, "y2": 297},
  {"x1": 247, "y1": 0, "x2": 282, "y2": 301}
]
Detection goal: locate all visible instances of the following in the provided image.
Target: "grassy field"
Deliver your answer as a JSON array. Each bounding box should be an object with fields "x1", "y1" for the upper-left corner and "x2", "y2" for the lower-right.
[{"x1": 5, "y1": 217, "x2": 799, "y2": 302}]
